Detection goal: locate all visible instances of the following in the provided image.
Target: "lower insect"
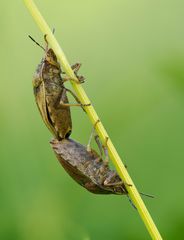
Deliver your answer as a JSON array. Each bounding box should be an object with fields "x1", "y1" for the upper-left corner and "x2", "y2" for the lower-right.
[{"x1": 50, "y1": 137, "x2": 128, "y2": 195}]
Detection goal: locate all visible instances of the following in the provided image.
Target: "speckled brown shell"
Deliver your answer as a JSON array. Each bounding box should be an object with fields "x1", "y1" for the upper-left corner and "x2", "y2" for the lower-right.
[
  {"x1": 50, "y1": 138, "x2": 128, "y2": 195},
  {"x1": 33, "y1": 49, "x2": 72, "y2": 139}
]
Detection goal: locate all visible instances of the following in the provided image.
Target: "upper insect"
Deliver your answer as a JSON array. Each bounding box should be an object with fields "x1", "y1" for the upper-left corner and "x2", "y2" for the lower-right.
[{"x1": 30, "y1": 35, "x2": 88, "y2": 140}]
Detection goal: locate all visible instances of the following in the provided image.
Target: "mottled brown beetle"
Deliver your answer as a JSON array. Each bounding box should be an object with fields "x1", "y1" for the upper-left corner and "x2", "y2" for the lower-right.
[
  {"x1": 50, "y1": 137, "x2": 128, "y2": 195},
  {"x1": 50, "y1": 135, "x2": 153, "y2": 207},
  {"x1": 30, "y1": 35, "x2": 90, "y2": 139}
]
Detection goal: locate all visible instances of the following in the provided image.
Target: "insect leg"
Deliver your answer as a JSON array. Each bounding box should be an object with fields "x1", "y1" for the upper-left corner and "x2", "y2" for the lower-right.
[
  {"x1": 92, "y1": 134, "x2": 109, "y2": 165},
  {"x1": 103, "y1": 171, "x2": 132, "y2": 187},
  {"x1": 86, "y1": 126, "x2": 95, "y2": 152},
  {"x1": 62, "y1": 75, "x2": 84, "y2": 84},
  {"x1": 59, "y1": 88, "x2": 90, "y2": 109},
  {"x1": 86, "y1": 120, "x2": 110, "y2": 165},
  {"x1": 104, "y1": 181, "x2": 123, "y2": 186},
  {"x1": 72, "y1": 63, "x2": 85, "y2": 82},
  {"x1": 104, "y1": 180, "x2": 132, "y2": 187},
  {"x1": 94, "y1": 134, "x2": 103, "y2": 157},
  {"x1": 86, "y1": 120, "x2": 101, "y2": 152},
  {"x1": 61, "y1": 63, "x2": 81, "y2": 74},
  {"x1": 62, "y1": 63, "x2": 85, "y2": 83},
  {"x1": 102, "y1": 137, "x2": 109, "y2": 164},
  {"x1": 60, "y1": 100, "x2": 83, "y2": 107},
  {"x1": 103, "y1": 171, "x2": 118, "y2": 186},
  {"x1": 71, "y1": 63, "x2": 81, "y2": 71},
  {"x1": 65, "y1": 88, "x2": 91, "y2": 108}
]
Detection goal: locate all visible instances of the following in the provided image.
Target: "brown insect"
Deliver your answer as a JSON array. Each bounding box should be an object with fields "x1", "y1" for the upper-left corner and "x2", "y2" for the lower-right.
[
  {"x1": 50, "y1": 137, "x2": 128, "y2": 195},
  {"x1": 50, "y1": 133, "x2": 153, "y2": 208},
  {"x1": 30, "y1": 35, "x2": 89, "y2": 139}
]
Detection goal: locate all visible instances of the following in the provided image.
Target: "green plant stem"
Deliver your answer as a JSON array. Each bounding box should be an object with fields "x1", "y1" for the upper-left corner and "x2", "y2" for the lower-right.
[{"x1": 23, "y1": 0, "x2": 163, "y2": 239}]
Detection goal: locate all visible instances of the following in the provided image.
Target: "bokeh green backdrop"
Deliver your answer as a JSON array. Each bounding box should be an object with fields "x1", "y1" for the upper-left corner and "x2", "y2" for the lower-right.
[{"x1": 0, "y1": 0, "x2": 184, "y2": 239}]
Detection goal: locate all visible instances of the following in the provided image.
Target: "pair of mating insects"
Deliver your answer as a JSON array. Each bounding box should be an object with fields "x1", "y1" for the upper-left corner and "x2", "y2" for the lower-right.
[{"x1": 30, "y1": 35, "x2": 152, "y2": 207}]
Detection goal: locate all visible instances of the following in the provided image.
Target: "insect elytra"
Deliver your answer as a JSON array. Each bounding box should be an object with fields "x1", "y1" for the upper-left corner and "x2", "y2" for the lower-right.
[{"x1": 30, "y1": 35, "x2": 89, "y2": 140}]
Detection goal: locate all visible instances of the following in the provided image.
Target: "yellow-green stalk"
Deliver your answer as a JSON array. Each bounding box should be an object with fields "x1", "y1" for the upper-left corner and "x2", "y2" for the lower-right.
[{"x1": 23, "y1": 0, "x2": 162, "y2": 239}]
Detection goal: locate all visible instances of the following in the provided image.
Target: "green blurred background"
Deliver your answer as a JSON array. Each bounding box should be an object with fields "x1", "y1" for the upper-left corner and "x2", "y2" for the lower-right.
[{"x1": 0, "y1": 0, "x2": 184, "y2": 239}]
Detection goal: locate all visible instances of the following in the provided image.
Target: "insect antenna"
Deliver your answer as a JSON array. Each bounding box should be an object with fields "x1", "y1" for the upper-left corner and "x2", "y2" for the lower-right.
[
  {"x1": 52, "y1": 28, "x2": 55, "y2": 34},
  {"x1": 127, "y1": 192, "x2": 154, "y2": 210},
  {"x1": 139, "y1": 192, "x2": 154, "y2": 198},
  {"x1": 127, "y1": 195, "x2": 137, "y2": 210},
  {"x1": 28, "y1": 35, "x2": 45, "y2": 51}
]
